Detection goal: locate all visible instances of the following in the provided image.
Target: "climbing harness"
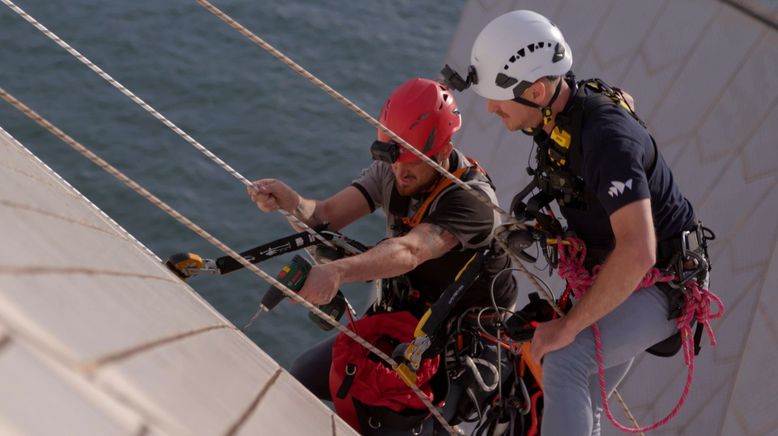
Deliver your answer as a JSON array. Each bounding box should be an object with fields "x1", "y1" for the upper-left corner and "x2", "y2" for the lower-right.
[
  {"x1": 552, "y1": 234, "x2": 724, "y2": 433},
  {"x1": 508, "y1": 73, "x2": 657, "y2": 221}
]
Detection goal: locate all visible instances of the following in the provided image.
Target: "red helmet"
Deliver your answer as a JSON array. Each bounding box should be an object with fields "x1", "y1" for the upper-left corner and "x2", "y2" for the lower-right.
[{"x1": 375, "y1": 78, "x2": 462, "y2": 163}]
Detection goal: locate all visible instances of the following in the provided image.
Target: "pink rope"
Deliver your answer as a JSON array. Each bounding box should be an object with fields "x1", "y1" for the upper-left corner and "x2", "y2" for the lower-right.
[{"x1": 555, "y1": 238, "x2": 724, "y2": 433}]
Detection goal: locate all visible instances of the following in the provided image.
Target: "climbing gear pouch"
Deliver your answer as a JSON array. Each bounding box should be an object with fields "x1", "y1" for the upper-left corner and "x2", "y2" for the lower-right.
[{"x1": 329, "y1": 311, "x2": 443, "y2": 433}]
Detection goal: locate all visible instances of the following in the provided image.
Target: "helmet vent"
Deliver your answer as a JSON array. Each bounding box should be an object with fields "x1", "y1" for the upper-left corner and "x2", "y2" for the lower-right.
[
  {"x1": 495, "y1": 73, "x2": 518, "y2": 89},
  {"x1": 552, "y1": 43, "x2": 566, "y2": 63},
  {"x1": 503, "y1": 42, "x2": 555, "y2": 70},
  {"x1": 422, "y1": 128, "x2": 436, "y2": 153}
]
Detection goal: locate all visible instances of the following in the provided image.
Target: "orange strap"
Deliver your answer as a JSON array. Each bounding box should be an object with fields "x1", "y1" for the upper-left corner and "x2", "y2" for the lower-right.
[
  {"x1": 400, "y1": 157, "x2": 486, "y2": 229},
  {"x1": 520, "y1": 342, "x2": 543, "y2": 388}
]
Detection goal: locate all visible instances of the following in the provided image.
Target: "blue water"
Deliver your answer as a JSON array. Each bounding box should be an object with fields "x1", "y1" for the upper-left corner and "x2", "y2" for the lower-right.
[{"x1": 0, "y1": 0, "x2": 463, "y2": 366}]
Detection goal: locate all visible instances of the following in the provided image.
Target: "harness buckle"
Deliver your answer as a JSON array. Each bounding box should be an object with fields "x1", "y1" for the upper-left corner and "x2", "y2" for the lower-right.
[
  {"x1": 393, "y1": 336, "x2": 432, "y2": 372},
  {"x1": 669, "y1": 222, "x2": 712, "y2": 289}
]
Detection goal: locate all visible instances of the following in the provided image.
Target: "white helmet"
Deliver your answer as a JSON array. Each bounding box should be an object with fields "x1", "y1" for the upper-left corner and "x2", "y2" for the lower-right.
[{"x1": 469, "y1": 10, "x2": 572, "y2": 101}]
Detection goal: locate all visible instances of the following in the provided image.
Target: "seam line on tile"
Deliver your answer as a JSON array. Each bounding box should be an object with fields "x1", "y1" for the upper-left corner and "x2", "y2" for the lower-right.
[{"x1": 225, "y1": 368, "x2": 283, "y2": 436}]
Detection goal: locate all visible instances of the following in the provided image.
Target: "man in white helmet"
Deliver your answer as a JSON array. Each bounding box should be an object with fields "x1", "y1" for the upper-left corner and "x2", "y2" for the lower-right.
[{"x1": 446, "y1": 9, "x2": 713, "y2": 436}]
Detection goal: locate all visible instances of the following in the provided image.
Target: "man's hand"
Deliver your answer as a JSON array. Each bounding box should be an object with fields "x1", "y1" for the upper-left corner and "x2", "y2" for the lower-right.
[
  {"x1": 248, "y1": 179, "x2": 299, "y2": 213},
  {"x1": 294, "y1": 223, "x2": 458, "y2": 304},
  {"x1": 297, "y1": 263, "x2": 342, "y2": 305},
  {"x1": 530, "y1": 317, "x2": 578, "y2": 361}
]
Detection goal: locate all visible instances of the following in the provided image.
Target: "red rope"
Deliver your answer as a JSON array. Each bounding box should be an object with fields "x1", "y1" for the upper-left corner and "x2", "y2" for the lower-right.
[{"x1": 555, "y1": 238, "x2": 724, "y2": 433}]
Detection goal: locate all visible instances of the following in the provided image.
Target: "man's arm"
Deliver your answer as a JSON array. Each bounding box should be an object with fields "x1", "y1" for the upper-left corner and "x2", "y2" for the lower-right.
[
  {"x1": 531, "y1": 199, "x2": 656, "y2": 360},
  {"x1": 297, "y1": 223, "x2": 459, "y2": 305},
  {"x1": 249, "y1": 179, "x2": 371, "y2": 231}
]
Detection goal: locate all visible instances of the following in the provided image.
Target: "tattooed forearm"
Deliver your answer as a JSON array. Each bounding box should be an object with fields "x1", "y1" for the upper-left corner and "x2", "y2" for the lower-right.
[
  {"x1": 329, "y1": 223, "x2": 458, "y2": 284},
  {"x1": 418, "y1": 224, "x2": 458, "y2": 255}
]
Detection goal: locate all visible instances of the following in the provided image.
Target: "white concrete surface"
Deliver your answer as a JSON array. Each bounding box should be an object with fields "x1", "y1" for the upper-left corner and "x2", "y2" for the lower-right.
[
  {"x1": 0, "y1": 127, "x2": 357, "y2": 436},
  {"x1": 447, "y1": 1, "x2": 777, "y2": 435}
]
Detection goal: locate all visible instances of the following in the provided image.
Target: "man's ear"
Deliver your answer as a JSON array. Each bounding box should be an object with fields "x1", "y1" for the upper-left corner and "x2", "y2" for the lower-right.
[{"x1": 530, "y1": 80, "x2": 546, "y2": 104}]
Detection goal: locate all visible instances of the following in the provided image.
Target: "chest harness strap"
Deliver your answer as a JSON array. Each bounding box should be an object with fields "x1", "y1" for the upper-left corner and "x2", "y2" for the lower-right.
[
  {"x1": 511, "y1": 73, "x2": 658, "y2": 221},
  {"x1": 388, "y1": 156, "x2": 493, "y2": 383},
  {"x1": 393, "y1": 156, "x2": 490, "y2": 231},
  {"x1": 401, "y1": 166, "x2": 469, "y2": 228}
]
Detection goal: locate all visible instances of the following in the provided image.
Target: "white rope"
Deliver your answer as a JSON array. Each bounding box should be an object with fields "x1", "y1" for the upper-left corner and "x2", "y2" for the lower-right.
[
  {"x1": 195, "y1": 0, "x2": 515, "y2": 222},
  {"x1": 0, "y1": 86, "x2": 454, "y2": 435},
  {"x1": 0, "y1": 0, "x2": 336, "y2": 252},
  {"x1": 193, "y1": 0, "x2": 563, "y2": 308}
]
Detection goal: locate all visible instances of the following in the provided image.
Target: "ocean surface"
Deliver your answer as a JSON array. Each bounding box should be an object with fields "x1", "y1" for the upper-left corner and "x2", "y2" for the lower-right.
[{"x1": 0, "y1": 0, "x2": 464, "y2": 366}]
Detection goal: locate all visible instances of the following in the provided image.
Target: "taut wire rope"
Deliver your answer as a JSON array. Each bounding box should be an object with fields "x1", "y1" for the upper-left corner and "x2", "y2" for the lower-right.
[
  {"x1": 0, "y1": 0, "x2": 337, "y2": 253},
  {"x1": 0, "y1": 87, "x2": 456, "y2": 436}
]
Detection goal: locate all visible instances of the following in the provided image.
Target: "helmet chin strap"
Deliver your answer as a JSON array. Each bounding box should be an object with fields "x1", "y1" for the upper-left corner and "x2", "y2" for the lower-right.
[{"x1": 518, "y1": 79, "x2": 563, "y2": 136}]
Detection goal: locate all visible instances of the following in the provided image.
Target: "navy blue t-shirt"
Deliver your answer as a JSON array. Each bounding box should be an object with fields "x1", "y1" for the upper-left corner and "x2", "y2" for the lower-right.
[{"x1": 559, "y1": 90, "x2": 695, "y2": 252}]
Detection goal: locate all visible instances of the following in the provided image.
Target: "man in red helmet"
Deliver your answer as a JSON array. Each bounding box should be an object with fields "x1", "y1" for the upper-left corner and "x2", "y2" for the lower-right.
[{"x1": 249, "y1": 78, "x2": 516, "y2": 430}]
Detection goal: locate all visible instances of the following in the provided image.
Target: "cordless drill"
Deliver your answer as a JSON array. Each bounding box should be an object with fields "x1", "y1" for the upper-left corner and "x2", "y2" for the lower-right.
[{"x1": 261, "y1": 254, "x2": 347, "y2": 330}]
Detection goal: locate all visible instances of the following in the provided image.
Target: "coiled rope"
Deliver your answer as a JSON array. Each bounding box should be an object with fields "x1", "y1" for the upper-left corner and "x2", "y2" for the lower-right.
[
  {"x1": 556, "y1": 237, "x2": 724, "y2": 433},
  {"x1": 0, "y1": 87, "x2": 455, "y2": 435}
]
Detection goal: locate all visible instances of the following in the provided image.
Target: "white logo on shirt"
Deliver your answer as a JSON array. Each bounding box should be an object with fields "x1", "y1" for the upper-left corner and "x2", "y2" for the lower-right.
[{"x1": 608, "y1": 179, "x2": 633, "y2": 197}]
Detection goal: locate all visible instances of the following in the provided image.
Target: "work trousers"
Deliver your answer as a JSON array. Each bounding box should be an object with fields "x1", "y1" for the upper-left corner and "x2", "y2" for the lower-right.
[{"x1": 541, "y1": 285, "x2": 678, "y2": 436}]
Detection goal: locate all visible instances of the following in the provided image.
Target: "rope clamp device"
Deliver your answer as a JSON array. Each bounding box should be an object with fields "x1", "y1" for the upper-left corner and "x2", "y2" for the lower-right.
[
  {"x1": 396, "y1": 335, "x2": 432, "y2": 373},
  {"x1": 671, "y1": 223, "x2": 711, "y2": 288},
  {"x1": 165, "y1": 252, "x2": 219, "y2": 279}
]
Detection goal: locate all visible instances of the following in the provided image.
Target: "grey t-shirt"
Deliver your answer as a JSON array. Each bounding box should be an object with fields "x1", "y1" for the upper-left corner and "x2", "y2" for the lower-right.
[
  {"x1": 352, "y1": 150, "x2": 501, "y2": 250},
  {"x1": 351, "y1": 150, "x2": 516, "y2": 311}
]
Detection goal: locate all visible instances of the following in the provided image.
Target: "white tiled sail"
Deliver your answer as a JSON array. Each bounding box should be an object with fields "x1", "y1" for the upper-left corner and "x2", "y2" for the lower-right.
[
  {"x1": 447, "y1": 1, "x2": 777, "y2": 435},
  {"x1": 0, "y1": 127, "x2": 357, "y2": 436}
]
